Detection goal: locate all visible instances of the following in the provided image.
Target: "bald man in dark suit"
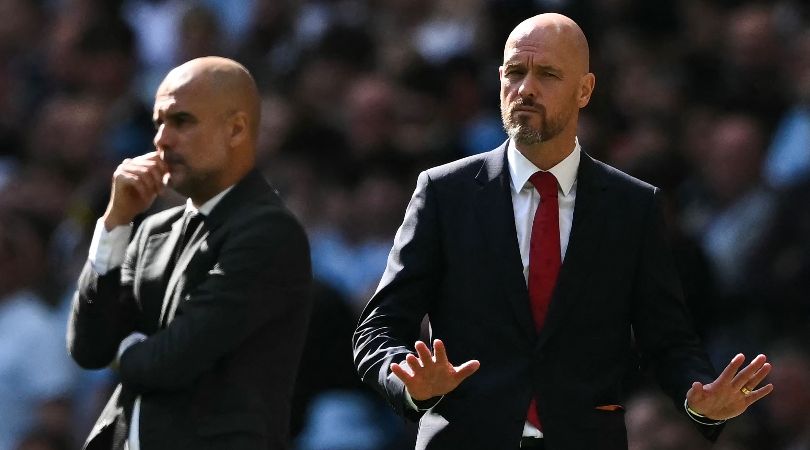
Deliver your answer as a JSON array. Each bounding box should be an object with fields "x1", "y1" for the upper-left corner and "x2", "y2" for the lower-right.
[
  {"x1": 353, "y1": 14, "x2": 773, "y2": 450},
  {"x1": 68, "y1": 57, "x2": 312, "y2": 450}
]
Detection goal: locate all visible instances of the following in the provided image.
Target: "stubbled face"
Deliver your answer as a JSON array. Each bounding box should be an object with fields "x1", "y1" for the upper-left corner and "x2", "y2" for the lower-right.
[
  {"x1": 499, "y1": 26, "x2": 587, "y2": 146},
  {"x1": 152, "y1": 69, "x2": 230, "y2": 199}
]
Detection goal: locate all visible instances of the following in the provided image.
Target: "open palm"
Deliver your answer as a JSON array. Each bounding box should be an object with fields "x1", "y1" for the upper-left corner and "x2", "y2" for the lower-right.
[
  {"x1": 687, "y1": 353, "x2": 773, "y2": 420},
  {"x1": 390, "y1": 339, "x2": 480, "y2": 401}
]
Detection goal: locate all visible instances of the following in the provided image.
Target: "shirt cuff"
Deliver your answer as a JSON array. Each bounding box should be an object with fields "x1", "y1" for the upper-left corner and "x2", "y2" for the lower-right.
[
  {"x1": 89, "y1": 218, "x2": 132, "y2": 275},
  {"x1": 684, "y1": 398, "x2": 726, "y2": 426},
  {"x1": 404, "y1": 387, "x2": 443, "y2": 411},
  {"x1": 117, "y1": 332, "x2": 147, "y2": 364}
]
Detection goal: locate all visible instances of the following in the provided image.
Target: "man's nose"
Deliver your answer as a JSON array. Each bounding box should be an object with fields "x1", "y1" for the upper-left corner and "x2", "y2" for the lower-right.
[
  {"x1": 518, "y1": 75, "x2": 538, "y2": 100},
  {"x1": 154, "y1": 124, "x2": 170, "y2": 149}
]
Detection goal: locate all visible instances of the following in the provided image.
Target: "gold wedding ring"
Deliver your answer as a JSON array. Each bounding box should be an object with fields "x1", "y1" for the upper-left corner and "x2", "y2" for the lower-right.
[{"x1": 740, "y1": 387, "x2": 752, "y2": 395}]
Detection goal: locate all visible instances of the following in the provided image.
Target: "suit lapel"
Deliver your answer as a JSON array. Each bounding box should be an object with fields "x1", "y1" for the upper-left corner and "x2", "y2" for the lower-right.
[
  {"x1": 537, "y1": 153, "x2": 609, "y2": 349},
  {"x1": 158, "y1": 169, "x2": 274, "y2": 327},
  {"x1": 160, "y1": 227, "x2": 210, "y2": 326},
  {"x1": 474, "y1": 145, "x2": 537, "y2": 341},
  {"x1": 150, "y1": 214, "x2": 185, "y2": 328}
]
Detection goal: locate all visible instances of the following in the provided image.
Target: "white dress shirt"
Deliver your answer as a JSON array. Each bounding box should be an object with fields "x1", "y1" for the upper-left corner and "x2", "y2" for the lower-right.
[
  {"x1": 508, "y1": 139, "x2": 580, "y2": 438},
  {"x1": 88, "y1": 186, "x2": 233, "y2": 450}
]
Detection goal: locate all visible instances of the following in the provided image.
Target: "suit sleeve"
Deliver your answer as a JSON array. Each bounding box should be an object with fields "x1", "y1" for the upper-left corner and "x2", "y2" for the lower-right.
[
  {"x1": 352, "y1": 171, "x2": 444, "y2": 421},
  {"x1": 631, "y1": 188, "x2": 723, "y2": 440},
  {"x1": 117, "y1": 210, "x2": 312, "y2": 392},
  {"x1": 67, "y1": 224, "x2": 142, "y2": 369}
]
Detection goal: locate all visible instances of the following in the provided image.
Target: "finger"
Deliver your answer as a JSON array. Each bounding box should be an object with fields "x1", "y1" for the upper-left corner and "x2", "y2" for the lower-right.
[
  {"x1": 716, "y1": 353, "x2": 745, "y2": 385},
  {"x1": 745, "y1": 383, "x2": 774, "y2": 405},
  {"x1": 118, "y1": 172, "x2": 152, "y2": 201},
  {"x1": 687, "y1": 381, "x2": 706, "y2": 402},
  {"x1": 126, "y1": 154, "x2": 163, "y2": 173},
  {"x1": 130, "y1": 157, "x2": 169, "y2": 187},
  {"x1": 152, "y1": 158, "x2": 169, "y2": 181},
  {"x1": 140, "y1": 151, "x2": 160, "y2": 160},
  {"x1": 433, "y1": 339, "x2": 449, "y2": 365},
  {"x1": 453, "y1": 360, "x2": 481, "y2": 381},
  {"x1": 744, "y1": 362, "x2": 772, "y2": 390},
  {"x1": 119, "y1": 169, "x2": 160, "y2": 198},
  {"x1": 141, "y1": 163, "x2": 166, "y2": 193},
  {"x1": 126, "y1": 166, "x2": 160, "y2": 194},
  {"x1": 405, "y1": 353, "x2": 423, "y2": 373},
  {"x1": 390, "y1": 362, "x2": 414, "y2": 382},
  {"x1": 732, "y1": 354, "x2": 767, "y2": 389},
  {"x1": 414, "y1": 341, "x2": 434, "y2": 366}
]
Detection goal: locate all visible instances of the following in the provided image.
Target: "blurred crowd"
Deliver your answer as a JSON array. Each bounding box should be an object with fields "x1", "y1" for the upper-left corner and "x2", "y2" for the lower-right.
[{"x1": 0, "y1": 0, "x2": 808, "y2": 449}]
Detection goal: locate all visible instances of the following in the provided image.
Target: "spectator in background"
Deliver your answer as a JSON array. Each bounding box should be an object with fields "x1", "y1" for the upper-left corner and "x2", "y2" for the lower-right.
[
  {"x1": 0, "y1": 212, "x2": 75, "y2": 450},
  {"x1": 14, "y1": 428, "x2": 71, "y2": 450},
  {"x1": 718, "y1": 3, "x2": 787, "y2": 128},
  {"x1": 762, "y1": 342, "x2": 810, "y2": 450},
  {"x1": 625, "y1": 390, "x2": 712, "y2": 450},
  {"x1": 177, "y1": 4, "x2": 222, "y2": 63},
  {"x1": 687, "y1": 113, "x2": 778, "y2": 296},
  {"x1": 763, "y1": 30, "x2": 810, "y2": 190}
]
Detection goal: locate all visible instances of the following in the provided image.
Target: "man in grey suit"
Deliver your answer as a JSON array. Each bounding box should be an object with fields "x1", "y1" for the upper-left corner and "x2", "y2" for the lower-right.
[
  {"x1": 353, "y1": 13, "x2": 773, "y2": 450},
  {"x1": 68, "y1": 57, "x2": 312, "y2": 450}
]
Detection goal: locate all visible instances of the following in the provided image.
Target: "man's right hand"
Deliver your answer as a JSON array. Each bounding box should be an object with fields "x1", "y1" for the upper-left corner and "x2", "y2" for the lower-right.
[
  {"x1": 390, "y1": 339, "x2": 480, "y2": 401},
  {"x1": 103, "y1": 152, "x2": 168, "y2": 230}
]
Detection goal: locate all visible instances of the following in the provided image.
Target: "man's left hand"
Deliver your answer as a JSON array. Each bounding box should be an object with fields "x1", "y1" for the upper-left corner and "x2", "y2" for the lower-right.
[{"x1": 687, "y1": 353, "x2": 773, "y2": 420}]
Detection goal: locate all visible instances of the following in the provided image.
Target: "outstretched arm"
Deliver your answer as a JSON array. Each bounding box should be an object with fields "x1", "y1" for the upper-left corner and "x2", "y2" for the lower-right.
[{"x1": 353, "y1": 171, "x2": 471, "y2": 418}]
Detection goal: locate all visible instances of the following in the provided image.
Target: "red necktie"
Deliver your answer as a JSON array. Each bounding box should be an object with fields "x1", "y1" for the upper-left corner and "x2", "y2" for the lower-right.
[{"x1": 526, "y1": 171, "x2": 561, "y2": 430}]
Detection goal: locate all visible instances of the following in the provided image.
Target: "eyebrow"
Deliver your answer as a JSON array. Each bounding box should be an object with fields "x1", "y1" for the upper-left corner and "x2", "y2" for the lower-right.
[
  {"x1": 153, "y1": 111, "x2": 196, "y2": 126},
  {"x1": 503, "y1": 61, "x2": 562, "y2": 73}
]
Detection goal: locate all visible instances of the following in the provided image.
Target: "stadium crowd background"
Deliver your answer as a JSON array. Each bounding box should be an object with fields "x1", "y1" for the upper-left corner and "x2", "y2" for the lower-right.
[{"x1": 0, "y1": 0, "x2": 808, "y2": 449}]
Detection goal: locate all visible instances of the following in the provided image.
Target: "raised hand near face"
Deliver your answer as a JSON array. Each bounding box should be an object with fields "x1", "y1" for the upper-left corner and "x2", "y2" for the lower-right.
[
  {"x1": 687, "y1": 353, "x2": 774, "y2": 420},
  {"x1": 103, "y1": 152, "x2": 169, "y2": 230},
  {"x1": 390, "y1": 339, "x2": 481, "y2": 401}
]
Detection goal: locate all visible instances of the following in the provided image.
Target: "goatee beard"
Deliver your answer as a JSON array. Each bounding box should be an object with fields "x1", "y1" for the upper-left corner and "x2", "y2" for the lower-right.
[
  {"x1": 505, "y1": 123, "x2": 544, "y2": 145},
  {"x1": 502, "y1": 101, "x2": 544, "y2": 145}
]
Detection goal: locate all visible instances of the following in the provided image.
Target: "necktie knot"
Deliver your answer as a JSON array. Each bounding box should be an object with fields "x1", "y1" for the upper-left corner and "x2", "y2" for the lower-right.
[
  {"x1": 179, "y1": 210, "x2": 205, "y2": 251},
  {"x1": 529, "y1": 171, "x2": 558, "y2": 199}
]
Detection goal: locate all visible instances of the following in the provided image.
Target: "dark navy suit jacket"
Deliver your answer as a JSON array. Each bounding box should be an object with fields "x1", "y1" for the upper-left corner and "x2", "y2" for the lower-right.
[{"x1": 353, "y1": 143, "x2": 720, "y2": 450}]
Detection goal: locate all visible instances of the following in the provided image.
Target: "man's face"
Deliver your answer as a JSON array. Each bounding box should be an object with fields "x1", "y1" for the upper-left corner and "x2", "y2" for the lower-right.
[
  {"x1": 499, "y1": 30, "x2": 586, "y2": 145},
  {"x1": 152, "y1": 70, "x2": 230, "y2": 199}
]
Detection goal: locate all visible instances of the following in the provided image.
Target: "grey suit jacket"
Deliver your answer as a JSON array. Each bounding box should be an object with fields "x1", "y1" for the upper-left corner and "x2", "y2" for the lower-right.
[{"x1": 68, "y1": 169, "x2": 312, "y2": 450}]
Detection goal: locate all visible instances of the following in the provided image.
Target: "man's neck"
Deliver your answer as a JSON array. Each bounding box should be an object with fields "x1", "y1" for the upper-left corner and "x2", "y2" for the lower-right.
[{"x1": 515, "y1": 135, "x2": 577, "y2": 170}]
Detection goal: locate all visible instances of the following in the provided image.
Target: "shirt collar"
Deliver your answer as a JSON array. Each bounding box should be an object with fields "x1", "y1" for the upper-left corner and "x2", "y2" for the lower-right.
[
  {"x1": 507, "y1": 138, "x2": 581, "y2": 196},
  {"x1": 184, "y1": 185, "x2": 235, "y2": 216}
]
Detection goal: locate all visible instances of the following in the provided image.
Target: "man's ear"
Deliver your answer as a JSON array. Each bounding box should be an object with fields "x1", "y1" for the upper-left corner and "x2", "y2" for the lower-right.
[
  {"x1": 578, "y1": 73, "x2": 596, "y2": 108},
  {"x1": 228, "y1": 111, "x2": 249, "y2": 147}
]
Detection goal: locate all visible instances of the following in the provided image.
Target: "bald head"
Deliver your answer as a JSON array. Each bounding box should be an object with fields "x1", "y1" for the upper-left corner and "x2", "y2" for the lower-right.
[
  {"x1": 160, "y1": 56, "x2": 261, "y2": 142},
  {"x1": 505, "y1": 13, "x2": 590, "y2": 74}
]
